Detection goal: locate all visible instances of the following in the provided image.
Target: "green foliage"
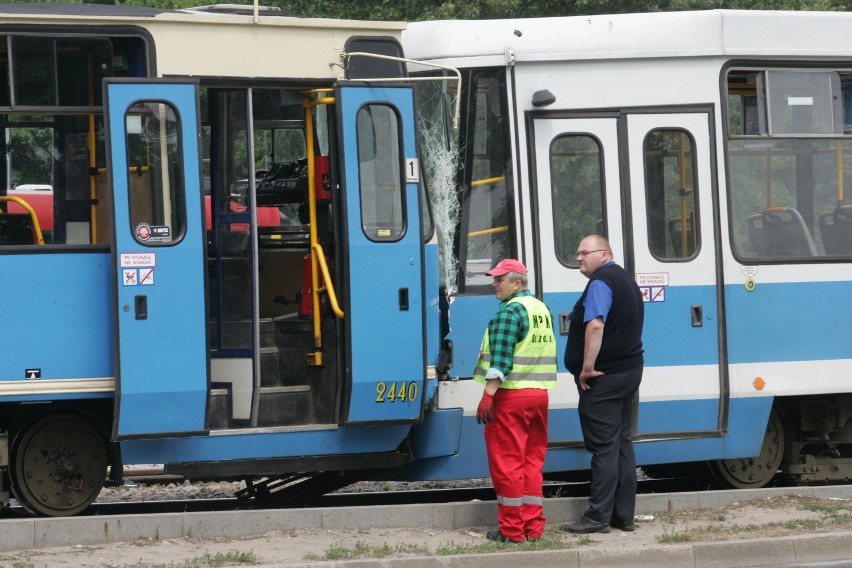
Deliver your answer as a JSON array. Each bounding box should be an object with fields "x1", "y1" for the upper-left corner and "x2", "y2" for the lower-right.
[{"x1": 88, "y1": 0, "x2": 852, "y2": 20}]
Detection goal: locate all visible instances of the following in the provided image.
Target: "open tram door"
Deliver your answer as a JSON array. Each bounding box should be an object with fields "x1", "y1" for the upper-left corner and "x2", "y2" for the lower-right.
[
  {"x1": 335, "y1": 80, "x2": 427, "y2": 424},
  {"x1": 105, "y1": 80, "x2": 208, "y2": 438}
]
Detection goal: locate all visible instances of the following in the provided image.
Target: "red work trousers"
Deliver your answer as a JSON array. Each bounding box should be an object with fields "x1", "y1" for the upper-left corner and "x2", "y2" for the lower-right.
[{"x1": 484, "y1": 388, "x2": 549, "y2": 542}]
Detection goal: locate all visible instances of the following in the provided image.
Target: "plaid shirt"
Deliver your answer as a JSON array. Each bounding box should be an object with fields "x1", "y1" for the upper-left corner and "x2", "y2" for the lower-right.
[{"x1": 487, "y1": 289, "x2": 532, "y2": 376}]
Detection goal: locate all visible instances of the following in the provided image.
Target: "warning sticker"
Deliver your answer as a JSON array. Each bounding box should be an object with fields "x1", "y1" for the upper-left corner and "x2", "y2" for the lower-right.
[
  {"x1": 123, "y1": 269, "x2": 138, "y2": 286},
  {"x1": 741, "y1": 265, "x2": 758, "y2": 278},
  {"x1": 636, "y1": 272, "x2": 669, "y2": 287},
  {"x1": 139, "y1": 268, "x2": 155, "y2": 286},
  {"x1": 639, "y1": 286, "x2": 666, "y2": 303},
  {"x1": 120, "y1": 252, "x2": 156, "y2": 268}
]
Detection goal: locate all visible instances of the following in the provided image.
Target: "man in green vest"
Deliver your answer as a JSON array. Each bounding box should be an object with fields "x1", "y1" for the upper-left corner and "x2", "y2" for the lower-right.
[{"x1": 474, "y1": 258, "x2": 557, "y2": 543}]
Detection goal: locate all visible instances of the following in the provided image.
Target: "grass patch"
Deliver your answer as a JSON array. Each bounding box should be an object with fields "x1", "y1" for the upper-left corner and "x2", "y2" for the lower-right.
[
  {"x1": 652, "y1": 495, "x2": 852, "y2": 544},
  {"x1": 321, "y1": 540, "x2": 429, "y2": 560},
  {"x1": 435, "y1": 535, "x2": 589, "y2": 555},
  {"x1": 101, "y1": 550, "x2": 257, "y2": 568},
  {"x1": 657, "y1": 530, "x2": 691, "y2": 543},
  {"x1": 656, "y1": 516, "x2": 846, "y2": 544},
  {"x1": 802, "y1": 501, "x2": 852, "y2": 518}
]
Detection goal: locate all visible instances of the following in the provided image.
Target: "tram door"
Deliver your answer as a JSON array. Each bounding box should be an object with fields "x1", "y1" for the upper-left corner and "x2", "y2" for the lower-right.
[
  {"x1": 625, "y1": 111, "x2": 723, "y2": 437},
  {"x1": 531, "y1": 116, "x2": 627, "y2": 443},
  {"x1": 106, "y1": 80, "x2": 208, "y2": 438},
  {"x1": 336, "y1": 85, "x2": 426, "y2": 423},
  {"x1": 532, "y1": 110, "x2": 723, "y2": 439}
]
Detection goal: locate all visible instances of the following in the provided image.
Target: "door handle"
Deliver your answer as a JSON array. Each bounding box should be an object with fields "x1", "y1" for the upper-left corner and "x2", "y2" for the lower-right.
[
  {"x1": 691, "y1": 304, "x2": 702, "y2": 327},
  {"x1": 135, "y1": 295, "x2": 148, "y2": 320},
  {"x1": 399, "y1": 288, "x2": 409, "y2": 311}
]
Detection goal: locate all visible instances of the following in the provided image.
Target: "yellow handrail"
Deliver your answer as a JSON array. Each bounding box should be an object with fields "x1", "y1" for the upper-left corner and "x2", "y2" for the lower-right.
[
  {"x1": 312, "y1": 242, "x2": 344, "y2": 318},
  {"x1": 0, "y1": 196, "x2": 45, "y2": 244},
  {"x1": 469, "y1": 225, "x2": 508, "y2": 238},
  {"x1": 471, "y1": 176, "x2": 504, "y2": 188},
  {"x1": 302, "y1": 90, "x2": 338, "y2": 366}
]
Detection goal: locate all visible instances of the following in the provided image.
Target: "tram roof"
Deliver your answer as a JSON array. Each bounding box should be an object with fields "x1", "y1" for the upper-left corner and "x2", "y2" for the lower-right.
[
  {"x1": 404, "y1": 10, "x2": 852, "y2": 66},
  {"x1": 0, "y1": 2, "x2": 406, "y2": 81}
]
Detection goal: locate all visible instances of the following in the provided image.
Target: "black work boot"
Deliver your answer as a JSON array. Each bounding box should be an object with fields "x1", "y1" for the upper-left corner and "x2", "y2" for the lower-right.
[{"x1": 560, "y1": 512, "x2": 611, "y2": 534}]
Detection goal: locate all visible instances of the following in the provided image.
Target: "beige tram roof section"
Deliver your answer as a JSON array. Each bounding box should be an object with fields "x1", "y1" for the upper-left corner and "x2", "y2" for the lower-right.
[
  {"x1": 147, "y1": 13, "x2": 404, "y2": 79},
  {"x1": 403, "y1": 9, "x2": 852, "y2": 65},
  {"x1": 0, "y1": 3, "x2": 405, "y2": 80}
]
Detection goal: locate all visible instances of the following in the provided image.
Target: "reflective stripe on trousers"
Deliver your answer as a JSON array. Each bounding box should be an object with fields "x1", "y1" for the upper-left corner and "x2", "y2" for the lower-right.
[{"x1": 496, "y1": 495, "x2": 544, "y2": 506}]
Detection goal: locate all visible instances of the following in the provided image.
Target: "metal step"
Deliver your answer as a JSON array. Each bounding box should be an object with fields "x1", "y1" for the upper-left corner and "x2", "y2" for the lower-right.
[{"x1": 257, "y1": 385, "x2": 313, "y2": 426}]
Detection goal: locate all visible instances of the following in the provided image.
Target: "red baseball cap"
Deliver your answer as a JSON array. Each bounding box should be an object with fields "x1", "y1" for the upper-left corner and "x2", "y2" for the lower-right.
[{"x1": 486, "y1": 258, "x2": 528, "y2": 276}]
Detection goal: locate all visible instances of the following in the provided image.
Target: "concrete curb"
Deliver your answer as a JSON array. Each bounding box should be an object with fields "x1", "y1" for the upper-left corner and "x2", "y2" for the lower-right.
[
  {"x1": 254, "y1": 531, "x2": 852, "y2": 568},
  {"x1": 3, "y1": 484, "x2": 852, "y2": 566}
]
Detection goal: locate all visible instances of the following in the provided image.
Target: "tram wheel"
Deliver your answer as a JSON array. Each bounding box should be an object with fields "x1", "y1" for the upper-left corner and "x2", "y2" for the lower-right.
[
  {"x1": 708, "y1": 408, "x2": 785, "y2": 489},
  {"x1": 10, "y1": 412, "x2": 108, "y2": 516}
]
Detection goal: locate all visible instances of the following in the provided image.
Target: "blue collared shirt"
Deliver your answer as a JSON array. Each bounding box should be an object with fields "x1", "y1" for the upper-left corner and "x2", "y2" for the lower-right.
[{"x1": 583, "y1": 262, "x2": 616, "y2": 323}]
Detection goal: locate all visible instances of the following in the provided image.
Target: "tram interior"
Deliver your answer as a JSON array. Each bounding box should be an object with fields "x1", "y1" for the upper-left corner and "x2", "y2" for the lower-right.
[{"x1": 203, "y1": 87, "x2": 340, "y2": 431}]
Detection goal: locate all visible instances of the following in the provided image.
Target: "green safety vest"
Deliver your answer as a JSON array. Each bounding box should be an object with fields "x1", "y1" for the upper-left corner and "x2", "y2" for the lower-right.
[{"x1": 474, "y1": 295, "x2": 557, "y2": 390}]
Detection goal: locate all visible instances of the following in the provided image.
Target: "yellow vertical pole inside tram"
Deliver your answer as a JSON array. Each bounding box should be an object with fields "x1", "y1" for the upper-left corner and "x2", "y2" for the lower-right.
[{"x1": 302, "y1": 90, "x2": 337, "y2": 367}]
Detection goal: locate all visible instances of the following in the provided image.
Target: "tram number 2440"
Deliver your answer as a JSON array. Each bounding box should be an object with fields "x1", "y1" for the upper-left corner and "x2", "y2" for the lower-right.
[{"x1": 375, "y1": 381, "x2": 419, "y2": 403}]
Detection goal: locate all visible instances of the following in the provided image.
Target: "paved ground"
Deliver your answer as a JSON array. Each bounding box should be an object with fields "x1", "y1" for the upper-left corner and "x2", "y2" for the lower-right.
[{"x1": 4, "y1": 485, "x2": 852, "y2": 567}]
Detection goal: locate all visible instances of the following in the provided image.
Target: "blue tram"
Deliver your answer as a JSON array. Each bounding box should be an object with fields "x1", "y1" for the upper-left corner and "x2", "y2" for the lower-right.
[{"x1": 0, "y1": 3, "x2": 439, "y2": 516}]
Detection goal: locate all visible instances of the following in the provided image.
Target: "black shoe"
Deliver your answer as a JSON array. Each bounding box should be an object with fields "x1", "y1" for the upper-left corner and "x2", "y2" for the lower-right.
[
  {"x1": 610, "y1": 518, "x2": 635, "y2": 532},
  {"x1": 561, "y1": 516, "x2": 611, "y2": 534},
  {"x1": 486, "y1": 530, "x2": 522, "y2": 543},
  {"x1": 525, "y1": 536, "x2": 541, "y2": 542}
]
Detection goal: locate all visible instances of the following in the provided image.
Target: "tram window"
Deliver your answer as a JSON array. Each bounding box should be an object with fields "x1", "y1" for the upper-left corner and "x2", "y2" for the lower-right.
[
  {"x1": 0, "y1": 40, "x2": 9, "y2": 107},
  {"x1": 763, "y1": 71, "x2": 843, "y2": 136},
  {"x1": 459, "y1": 69, "x2": 514, "y2": 290},
  {"x1": 125, "y1": 102, "x2": 184, "y2": 246},
  {"x1": 13, "y1": 37, "x2": 56, "y2": 106},
  {"x1": 357, "y1": 104, "x2": 404, "y2": 242},
  {"x1": 0, "y1": 34, "x2": 144, "y2": 247},
  {"x1": 643, "y1": 129, "x2": 700, "y2": 261},
  {"x1": 550, "y1": 134, "x2": 606, "y2": 267},
  {"x1": 727, "y1": 67, "x2": 852, "y2": 260},
  {"x1": 727, "y1": 71, "x2": 763, "y2": 136}
]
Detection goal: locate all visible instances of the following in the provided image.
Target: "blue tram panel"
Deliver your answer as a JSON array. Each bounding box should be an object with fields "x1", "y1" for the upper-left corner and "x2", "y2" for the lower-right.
[{"x1": 0, "y1": 253, "x2": 113, "y2": 387}]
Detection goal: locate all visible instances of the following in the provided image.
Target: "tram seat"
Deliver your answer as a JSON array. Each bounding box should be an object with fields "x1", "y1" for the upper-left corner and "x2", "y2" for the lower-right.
[
  {"x1": 748, "y1": 207, "x2": 817, "y2": 257},
  {"x1": 0, "y1": 213, "x2": 37, "y2": 244},
  {"x1": 668, "y1": 212, "x2": 696, "y2": 258},
  {"x1": 819, "y1": 204, "x2": 852, "y2": 255}
]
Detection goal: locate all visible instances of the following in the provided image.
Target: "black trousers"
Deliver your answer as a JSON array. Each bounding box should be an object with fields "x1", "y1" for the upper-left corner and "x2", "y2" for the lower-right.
[{"x1": 576, "y1": 365, "x2": 643, "y2": 524}]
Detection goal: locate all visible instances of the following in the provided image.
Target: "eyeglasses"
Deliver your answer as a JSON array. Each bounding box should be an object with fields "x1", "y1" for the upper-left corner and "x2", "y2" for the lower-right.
[{"x1": 575, "y1": 249, "x2": 606, "y2": 258}]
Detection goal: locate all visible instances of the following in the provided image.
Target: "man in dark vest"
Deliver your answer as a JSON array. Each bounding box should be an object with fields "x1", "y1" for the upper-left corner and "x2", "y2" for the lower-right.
[{"x1": 562, "y1": 235, "x2": 644, "y2": 534}]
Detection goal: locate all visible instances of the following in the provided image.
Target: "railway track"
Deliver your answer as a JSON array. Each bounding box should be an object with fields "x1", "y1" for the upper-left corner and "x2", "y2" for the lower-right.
[{"x1": 0, "y1": 474, "x2": 729, "y2": 519}]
